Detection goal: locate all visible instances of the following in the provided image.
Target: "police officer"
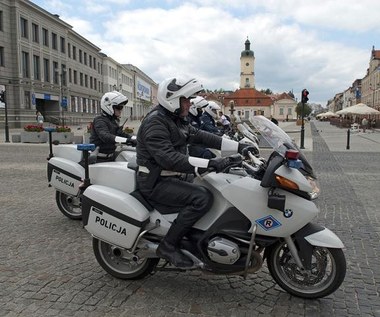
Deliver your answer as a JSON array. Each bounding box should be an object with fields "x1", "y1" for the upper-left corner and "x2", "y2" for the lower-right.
[
  {"x1": 188, "y1": 96, "x2": 208, "y2": 128},
  {"x1": 90, "y1": 91, "x2": 134, "y2": 162},
  {"x1": 136, "y1": 76, "x2": 257, "y2": 268},
  {"x1": 187, "y1": 96, "x2": 215, "y2": 159},
  {"x1": 200, "y1": 101, "x2": 223, "y2": 135}
]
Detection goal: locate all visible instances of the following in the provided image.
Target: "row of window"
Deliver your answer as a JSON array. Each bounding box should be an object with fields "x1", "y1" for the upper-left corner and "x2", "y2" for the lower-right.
[
  {"x1": 21, "y1": 50, "x2": 102, "y2": 91},
  {"x1": 20, "y1": 16, "x2": 100, "y2": 74}
]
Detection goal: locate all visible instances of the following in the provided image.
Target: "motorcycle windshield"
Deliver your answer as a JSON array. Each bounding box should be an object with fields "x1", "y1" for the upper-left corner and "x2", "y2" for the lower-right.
[
  {"x1": 248, "y1": 115, "x2": 315, "y2": 177},
  {"x1": 248, "y1": 115, "x2": 294, "y2": 155}
]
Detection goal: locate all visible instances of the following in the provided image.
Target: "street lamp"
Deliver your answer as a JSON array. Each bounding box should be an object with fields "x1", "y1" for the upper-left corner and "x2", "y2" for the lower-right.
[{"x1": 56, "y1": 67, "x2": 66, "y2": 126}]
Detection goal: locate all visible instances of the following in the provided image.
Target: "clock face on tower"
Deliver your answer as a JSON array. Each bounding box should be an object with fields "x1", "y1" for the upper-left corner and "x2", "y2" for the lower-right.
[{"x1": 246, "y1": 62, "x2": 249, "y2": 66}]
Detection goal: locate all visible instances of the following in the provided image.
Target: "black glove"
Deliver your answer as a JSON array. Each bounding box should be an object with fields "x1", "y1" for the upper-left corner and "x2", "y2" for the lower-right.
[
  {"x1": 125, "y1": 137, "x2": 137, "y2": 147},
  {"x1": 238, "y1": 143, "x2": 259, "y2": 157},
  {"x1": 208, "y1": 157, "x2": 232, "y2": 173}
]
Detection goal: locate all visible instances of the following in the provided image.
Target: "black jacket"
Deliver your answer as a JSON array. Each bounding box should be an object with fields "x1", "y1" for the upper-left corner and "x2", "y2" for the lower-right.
[
  {"x1": 136, "y1": 105, "x2": 222, "y2": 173},
  {"x1": 90, "y1": 113, "x2": 130, "y2": 154},
  {"x1": 200, "y1": 112, "x2": 222, "y2": 134}
]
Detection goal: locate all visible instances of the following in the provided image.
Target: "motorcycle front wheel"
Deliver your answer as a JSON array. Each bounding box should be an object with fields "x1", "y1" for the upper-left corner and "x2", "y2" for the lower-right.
[
  {"x1": 55, "y1": 191, "x2": 82, "y2": 220},
  {"x1": 267, "y1": 241, "x2": 346, "y2": 299},
  {"x1": 93, "y1": 238, "x2": 159, "y2": 280}
]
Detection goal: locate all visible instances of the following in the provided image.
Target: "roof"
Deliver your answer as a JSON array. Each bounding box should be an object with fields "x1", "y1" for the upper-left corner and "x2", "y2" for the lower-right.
[
  {"x1": 271, "y1": 92, "x2": 294, "y2": 101},
  {"x1": 223, "y1": 88, "x2": 272, "y2": 107}
]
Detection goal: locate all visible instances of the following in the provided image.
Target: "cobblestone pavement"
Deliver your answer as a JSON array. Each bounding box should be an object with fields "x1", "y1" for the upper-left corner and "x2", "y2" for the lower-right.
[{"x1": 1, "y1": 121, "x2": 380, "y2": 316}]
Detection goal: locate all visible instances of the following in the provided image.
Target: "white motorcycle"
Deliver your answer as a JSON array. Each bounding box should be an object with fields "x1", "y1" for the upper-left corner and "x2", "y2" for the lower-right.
[
  {"x1": 80, "y1": 116, "x2": 346, "y2": 299},
  {"x1": 46, "y1": 128, "x2": 136, "y2": 220}
]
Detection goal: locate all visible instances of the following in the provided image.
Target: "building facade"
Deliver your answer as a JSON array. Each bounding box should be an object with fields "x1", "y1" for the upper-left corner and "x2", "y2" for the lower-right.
[{"x1": 0, "y1": 0, "x2": 157, "y2": 129}]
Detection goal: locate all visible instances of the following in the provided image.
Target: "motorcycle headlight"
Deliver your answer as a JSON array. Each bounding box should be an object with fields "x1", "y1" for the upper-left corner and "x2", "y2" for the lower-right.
[{"x1": 307, "y1": 176, "x2": 320, "y2": 200}]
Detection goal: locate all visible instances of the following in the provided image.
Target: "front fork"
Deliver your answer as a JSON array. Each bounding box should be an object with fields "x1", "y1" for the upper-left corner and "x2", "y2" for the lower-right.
[{"x1": 285, "y1": 222, "x2": 345, "y2": 270}]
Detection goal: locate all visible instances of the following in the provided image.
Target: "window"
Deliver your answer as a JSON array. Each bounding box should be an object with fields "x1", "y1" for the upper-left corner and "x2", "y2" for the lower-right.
[
  {"x1": 85, "y1": 74, "x2": 88, "y2": 87},
  {"x1": 53, "y1": 61, "x2": 58, "y2": 84},
  {"x1": 279, "y1": 107, "x2": 284, "y2": 115},
  {"x1": 67, "y1": 43, "x2": 71, "y2": 58},
  {"x1": 73, "y1": 70, "x2": 77, "y2": 84},
  {"x1": 0, "y1": 11, "x2": 3, "y2": 31},
  {"x1": 79, "y1": 49, "x2": 82, "y2": 63},
  {"x1": 22, "y1": 51, "x2": 30, "y2": 77},
  {"x1": 84, "y1": 52, "x2": 87, "y2": 65},
  {"x1": 42, "y1": 28, "x2": 49, "y2": 46},
  {"x1": 33, "y1": 55, "x2": 40, "y2": 80},
  {"x1": 60, "y1": 37, "x2": 65, "y2": 53},
  {"x1": 68, "y1": 68, "x2": 72, "y2": 83},
  {"x1": 52, "y1": 33, "x2": 57, "y2": 50},
  {"x1": 61, "y1": 64, "x2": 66, "y2": 86},
  {"x1": 89, "y1": 55, "x2": 92, "y2": 68},
  {"x1": 0, "y1": 47, "x2": 4, "y2": 66},
  {"x1": 80, "y1": 72, "x2": 83, "y2": 86},
  {"x1": 43, "y1": 58, "x2": 49, "y2": 82},
  {"x1": 72, "y1": 46, "x2": 76, "y2": 60},
  {"x1": 32, "y1": 23, "x2": 39, "y2": 43},
  {"x1": 288, "y1": 108, "x2": 292, "y2": 115},
  {"x1": 90, "y1": 76, "x2": 93, "y2": 89},
  {"x1": 20, "y1": 17, "x2": 28, "y2": 38}
]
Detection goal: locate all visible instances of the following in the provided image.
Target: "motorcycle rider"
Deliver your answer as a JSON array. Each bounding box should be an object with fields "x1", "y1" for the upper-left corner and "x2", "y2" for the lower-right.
[
  {"x1": 136, "y1": 75, "x2": 257, "y2": 268},
  {"x1": 90, "y1": 91, "x2": 134, "y2": 162},
  {"x1": 200, "y1": 101, "x2": 223, "y2": 135},
  {"x1": 188, "y1": 96, "x2": 208, "y2": 128},
  {"x1": 187, "y1": 96, "x2": 215, "y2": 159}
]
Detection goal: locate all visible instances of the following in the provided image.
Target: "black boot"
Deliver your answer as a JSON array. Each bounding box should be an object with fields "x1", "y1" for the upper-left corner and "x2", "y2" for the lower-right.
[{"x1": 156, "y1": 222, "x2": 193, "y2": 268}]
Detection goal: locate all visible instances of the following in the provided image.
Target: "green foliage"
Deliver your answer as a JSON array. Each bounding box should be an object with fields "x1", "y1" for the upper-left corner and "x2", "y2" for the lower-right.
[
  {"x1": 295, "y1": 102, "x2": 312, "y2": 118},
  {"x1": 55, "y1": 126, "x2": 71, "y2": 132},
  {"x1": 260, "y1": 88, "x2": 273, "y2": 95}
]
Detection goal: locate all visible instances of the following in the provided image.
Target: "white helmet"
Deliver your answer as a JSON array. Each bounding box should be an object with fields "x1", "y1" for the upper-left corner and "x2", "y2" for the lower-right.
[
  {"x1": 101, "y1": 91, "x2": 129, "y2": 116},
  {"x1": 204, "y1": 101, "x2": 221, "y2": 119},
  {"x1": 157, "y1": 76, "x2": 204, "y2": 114},
  {"x1": 189, "y1": 96, "x2": 208, "y2": 116}
]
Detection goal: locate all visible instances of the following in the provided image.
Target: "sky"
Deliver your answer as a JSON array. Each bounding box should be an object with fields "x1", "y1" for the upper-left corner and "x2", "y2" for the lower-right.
[{"x1": 30, "y1": 0, "x2": 380, "y2": 106}]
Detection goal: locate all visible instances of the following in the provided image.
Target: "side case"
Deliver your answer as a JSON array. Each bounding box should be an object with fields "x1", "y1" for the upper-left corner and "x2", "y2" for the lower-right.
[
  {"x1": 82, "y1": 185, "x2": 150, "y2": 249},
  {"x1": 47, "y1": 157, "x2": 84, "y2": 196}
]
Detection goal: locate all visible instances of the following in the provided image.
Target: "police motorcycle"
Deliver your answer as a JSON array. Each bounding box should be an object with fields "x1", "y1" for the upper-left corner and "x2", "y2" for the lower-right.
[
  {"x1": 80, "y1": 115, "x2": 346, "y2": 299},
  {"x1": 46, "y1": 128, "x2": 136, "y2": 220}
]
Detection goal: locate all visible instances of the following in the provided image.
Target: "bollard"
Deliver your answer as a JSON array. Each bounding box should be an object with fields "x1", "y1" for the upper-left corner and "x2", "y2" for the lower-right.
[{"x1": 346, "y1": 129, "x2": 350, "y2": 150}]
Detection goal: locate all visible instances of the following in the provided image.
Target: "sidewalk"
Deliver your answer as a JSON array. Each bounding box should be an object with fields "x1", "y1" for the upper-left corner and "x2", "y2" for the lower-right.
[{"x1": 0, "y1": 120, "x2": 143, "y2": 143}]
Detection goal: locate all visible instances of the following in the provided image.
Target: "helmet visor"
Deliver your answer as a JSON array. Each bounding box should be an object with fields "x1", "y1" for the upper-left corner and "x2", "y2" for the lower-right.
[{"x1": 114, "y1": 104, "x2": 124, "y2": 110}]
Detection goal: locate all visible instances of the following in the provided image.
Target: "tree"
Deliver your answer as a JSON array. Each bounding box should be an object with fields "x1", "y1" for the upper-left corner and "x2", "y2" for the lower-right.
[
  {"x1": 295, "y1": 102, "x2": 312, "y2": 119},
  {"x1": 259, "y1": 88, "x2": 273, "y2": 95}
]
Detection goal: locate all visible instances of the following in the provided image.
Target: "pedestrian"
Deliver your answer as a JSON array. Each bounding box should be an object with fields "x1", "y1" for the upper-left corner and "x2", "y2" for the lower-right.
[
  {"x1": 36, "y1": 111, "x2": 44, "y2": 127},
  {"x1": 371, "y1": 118, "x2": 376, "y2": 131},
  {"x1": 90, "y1": 91, "x2": 133, "y2": 162},
  {"x1": 135, "y1": 75, "x2": 257, "y2": 268},
  {"x1": 361, "y1": 117, "x2": 368, "y2": 133}
]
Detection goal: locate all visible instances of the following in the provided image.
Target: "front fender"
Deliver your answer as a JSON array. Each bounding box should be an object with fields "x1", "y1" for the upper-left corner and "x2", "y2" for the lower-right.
[
  {"x1": 304, "y1": 227, "x2": 344, "y2": 248},
  {"x1": 293, "y1": 223, "x2": 344, "y2": 270}
]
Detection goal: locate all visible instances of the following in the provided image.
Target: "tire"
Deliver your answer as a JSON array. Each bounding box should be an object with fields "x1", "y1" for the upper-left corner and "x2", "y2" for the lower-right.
[
  {"x1": 92, "y1": 238, "x2": 159, "y2": 280},
  {"x1": 267, "y1": 241, "x2": 346, "y2": 299},
  {"x1": 55, "y1": 191, "x2": 82, "y2": 220}
]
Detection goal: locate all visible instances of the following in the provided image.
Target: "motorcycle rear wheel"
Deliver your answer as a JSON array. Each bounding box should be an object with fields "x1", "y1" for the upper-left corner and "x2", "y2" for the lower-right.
[
  {"x1": 55, "y1": 191, "x2": 82, "y2": 220},
  {"x1": 93, "y1": 238, "x2": 159, "y2": 280},
  {"x1": 267, "y1": 241, "x2": 346, "y2": 299}
]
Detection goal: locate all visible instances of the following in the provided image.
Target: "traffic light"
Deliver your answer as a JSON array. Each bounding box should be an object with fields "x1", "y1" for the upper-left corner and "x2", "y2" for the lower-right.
[{"x1": 301, "y1": 89, "x2": 309, "y2": 104}]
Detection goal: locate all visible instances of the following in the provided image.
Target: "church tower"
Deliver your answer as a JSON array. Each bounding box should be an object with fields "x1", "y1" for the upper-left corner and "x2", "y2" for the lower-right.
[{"x1": 240, "y1": 37, "x2": 255, "y2": 88}]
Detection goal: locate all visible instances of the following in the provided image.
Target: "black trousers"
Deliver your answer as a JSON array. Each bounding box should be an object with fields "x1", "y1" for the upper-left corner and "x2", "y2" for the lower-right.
[{"x1": 137, "y1": 175, "x2": 213, "y2": 229}]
